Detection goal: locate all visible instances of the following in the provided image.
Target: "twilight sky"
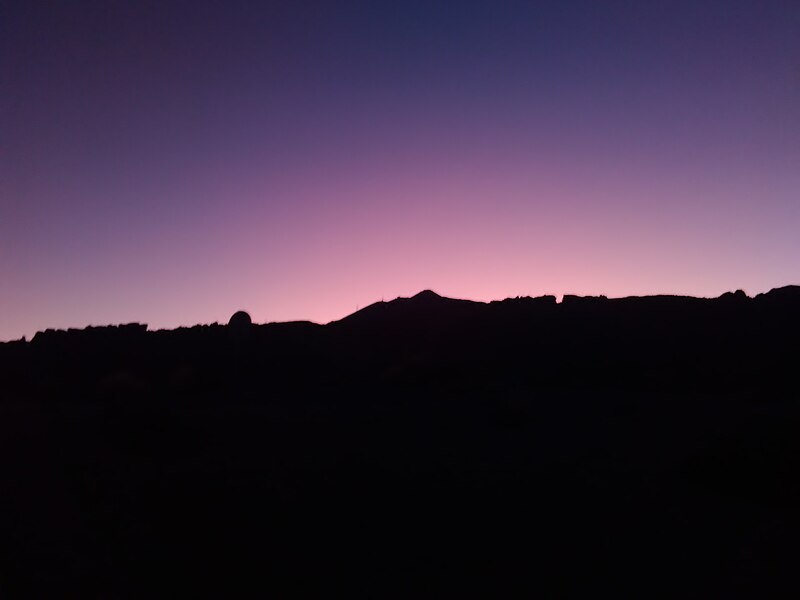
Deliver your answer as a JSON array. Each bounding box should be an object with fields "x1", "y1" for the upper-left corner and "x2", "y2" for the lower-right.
[{"x1": 2, "y1": 0, "x2": 799, "y2": 339}]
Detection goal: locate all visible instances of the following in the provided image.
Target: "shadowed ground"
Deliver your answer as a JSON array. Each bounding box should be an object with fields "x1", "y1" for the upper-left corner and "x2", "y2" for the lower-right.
[{"x1": 1, "y1": 287, "x2": 799, "y2": 597}]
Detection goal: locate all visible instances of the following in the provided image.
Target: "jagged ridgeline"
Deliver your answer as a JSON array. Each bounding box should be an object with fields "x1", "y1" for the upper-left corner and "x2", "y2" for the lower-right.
[{"x1": 4, "y1": 286, "x2": 798, "y2": 401}]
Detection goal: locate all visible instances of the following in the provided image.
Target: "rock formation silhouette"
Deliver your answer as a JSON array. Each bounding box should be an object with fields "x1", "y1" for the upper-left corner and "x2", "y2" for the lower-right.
[{"x1": 227, "y1": 310, "x2": 252, "y2": 328}]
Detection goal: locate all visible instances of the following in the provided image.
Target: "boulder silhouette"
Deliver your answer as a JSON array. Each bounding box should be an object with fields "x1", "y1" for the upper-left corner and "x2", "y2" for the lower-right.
[{"x1": 228, "y1": 310, "x2": 252, "y2": 329}]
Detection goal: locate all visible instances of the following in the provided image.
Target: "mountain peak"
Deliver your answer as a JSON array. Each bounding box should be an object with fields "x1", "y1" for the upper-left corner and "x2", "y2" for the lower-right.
[{"x1": 411, "y1": 289, "x2": 442, "y2": 301}]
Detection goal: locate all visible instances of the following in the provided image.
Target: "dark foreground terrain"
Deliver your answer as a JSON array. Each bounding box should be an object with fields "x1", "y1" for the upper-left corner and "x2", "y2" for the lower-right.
[{"x1": 2, "y1": 287, "x2": 799, "y2": 597}]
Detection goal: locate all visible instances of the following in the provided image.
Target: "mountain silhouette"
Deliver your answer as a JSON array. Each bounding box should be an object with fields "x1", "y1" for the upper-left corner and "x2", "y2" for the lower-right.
[
  {"x1": 333, "y1": 289, "x2": 483, "y2": 335},
  {"x1": 1, "y1": 286, "x2": 799, "y2": 597}
]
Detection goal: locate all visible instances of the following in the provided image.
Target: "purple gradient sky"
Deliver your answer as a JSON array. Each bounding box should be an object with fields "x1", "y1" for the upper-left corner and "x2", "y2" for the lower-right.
[{"x1": 2, "y1": 1, "x2": 799, "y2": 340}]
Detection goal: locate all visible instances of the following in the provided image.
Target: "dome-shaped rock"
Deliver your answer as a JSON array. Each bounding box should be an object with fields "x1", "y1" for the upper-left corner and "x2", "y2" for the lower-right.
[{"x1": 228, "y1": 310, "x2": 252, "y2": 328}]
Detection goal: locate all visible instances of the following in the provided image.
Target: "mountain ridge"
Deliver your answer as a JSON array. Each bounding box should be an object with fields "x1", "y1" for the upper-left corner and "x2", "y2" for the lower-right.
[{"x1": 5, "y1": 284, "x2": 799, "y2": 343}]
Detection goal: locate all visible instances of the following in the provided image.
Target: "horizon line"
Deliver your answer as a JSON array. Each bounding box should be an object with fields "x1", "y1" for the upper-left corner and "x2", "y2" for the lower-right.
[{"x1": 4, "y1": 283, "x2": 798, "y2": 343}]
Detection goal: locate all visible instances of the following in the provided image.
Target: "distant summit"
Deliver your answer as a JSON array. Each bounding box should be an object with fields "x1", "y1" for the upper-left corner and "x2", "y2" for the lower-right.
[
  {"x1": 333, "y1": 289, "x2": 480, "y2": 330},
  {"x1": 411, "y1": 289, "x2": 442, "y2": 301}
]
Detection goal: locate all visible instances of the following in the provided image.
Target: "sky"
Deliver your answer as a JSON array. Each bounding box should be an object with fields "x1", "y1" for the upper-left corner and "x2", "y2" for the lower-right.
[{"x1": 2, "y1": 0, "x2": 799, "y2": 340}]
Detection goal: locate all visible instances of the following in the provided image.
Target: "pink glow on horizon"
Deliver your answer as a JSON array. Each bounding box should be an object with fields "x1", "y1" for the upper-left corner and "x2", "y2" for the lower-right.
[{"x1": 4, "y1": 152, "x2": 795, "y2": 340}]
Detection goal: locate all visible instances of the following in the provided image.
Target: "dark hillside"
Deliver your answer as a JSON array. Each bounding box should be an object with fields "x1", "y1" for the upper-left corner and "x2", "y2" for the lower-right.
[{"x1": 1, "y1": 287, "x2": 799, "y2": 597}]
